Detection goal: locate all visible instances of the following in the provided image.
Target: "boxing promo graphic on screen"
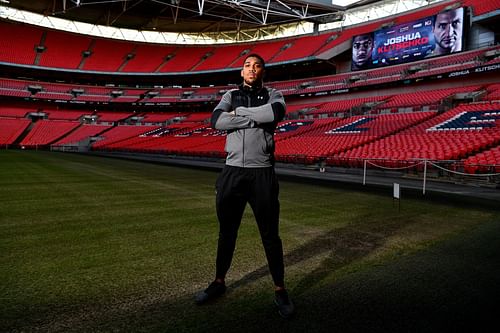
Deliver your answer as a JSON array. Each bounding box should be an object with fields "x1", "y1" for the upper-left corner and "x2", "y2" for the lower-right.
[{"x1": 351, "y1": 7, "x2": 464, "y2": 71}]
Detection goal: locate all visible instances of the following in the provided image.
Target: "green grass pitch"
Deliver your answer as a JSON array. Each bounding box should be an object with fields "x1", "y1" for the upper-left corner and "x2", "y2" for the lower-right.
[{"x1": 1, "y1": 150, "x2": 499, "y2": 332}]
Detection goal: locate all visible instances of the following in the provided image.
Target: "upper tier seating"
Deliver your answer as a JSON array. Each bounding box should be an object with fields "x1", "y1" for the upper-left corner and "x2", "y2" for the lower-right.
[
  {"x1": 81, "y1": 39, "x2": 135, "y2": 72},
  {"x1": 194, "y1": 45, "x2": 248, "y2": 71},
  {"x1": 0, "y1": 21, "x2": 42, "y2": 65},
  {"x1": 158, "y1": 47, "x2": 210, "y2": 73},
  {"x1": 0, "y1": 0, "x2": 459, "y2": 73},
  {"x1": 39, "y1": 29, "x2": 92, "y2": 69},
  {"x1": 464, "y1": 0, "x2": 500, "y2": 16},
  {"x1": 272, "y1": 33, "x2": 336, "y2": 63},
  {"x1": 121, "y1": 45, "x2": 177, "y2": 73}
]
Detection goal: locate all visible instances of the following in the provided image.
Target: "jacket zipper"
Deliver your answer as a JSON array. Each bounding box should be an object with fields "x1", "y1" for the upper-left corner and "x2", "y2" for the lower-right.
[{"x1": 242, "y1": 94, "x2": 251, "y2": 167}]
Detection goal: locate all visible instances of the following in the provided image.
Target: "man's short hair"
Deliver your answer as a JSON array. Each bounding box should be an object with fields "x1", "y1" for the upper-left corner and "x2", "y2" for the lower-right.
[{"x1": 243, "y1": 53, "x2": 266, "y2": 69}]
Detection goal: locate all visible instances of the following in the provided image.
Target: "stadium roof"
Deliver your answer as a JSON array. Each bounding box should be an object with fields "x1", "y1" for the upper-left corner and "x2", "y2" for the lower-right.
[
  {"x1": 0, "y1": 0, "x2": 445, "y2": 43},
  {"x1": 1, "y1": 0, "x2": 378, "y2": 32}
]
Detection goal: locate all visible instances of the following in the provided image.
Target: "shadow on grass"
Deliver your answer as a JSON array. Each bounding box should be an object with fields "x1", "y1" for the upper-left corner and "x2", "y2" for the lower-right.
[
  {"x1": 5, "y1": 219, "x2": 500, "y2": 333},
  {"x1": 112, "y1": 219, "x2": 500, "y2": 333},
  {"x1": 230, "y1": 216, "x2": 399, "y2": 294}
]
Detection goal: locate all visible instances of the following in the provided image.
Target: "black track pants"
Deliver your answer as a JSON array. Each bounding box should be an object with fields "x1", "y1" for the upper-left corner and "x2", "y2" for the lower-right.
[{"x1": 215, "y1": 165, "x2": 284, "y2": 287}]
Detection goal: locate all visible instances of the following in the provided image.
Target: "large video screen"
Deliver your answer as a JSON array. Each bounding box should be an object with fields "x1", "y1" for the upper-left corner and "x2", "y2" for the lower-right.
[{"x1": 351, "y1": 7, "x2": 465, "y2": 71}]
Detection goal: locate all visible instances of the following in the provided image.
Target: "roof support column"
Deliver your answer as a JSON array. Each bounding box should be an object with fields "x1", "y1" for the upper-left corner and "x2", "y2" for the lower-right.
[{"x1": 198, "y1": 0, "x2": 205, "y2": 16}]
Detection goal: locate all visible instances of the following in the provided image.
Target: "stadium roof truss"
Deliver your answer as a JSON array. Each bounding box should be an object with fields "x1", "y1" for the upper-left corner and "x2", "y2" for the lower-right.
[{"x1": 0, "y1": 0, "x2": 446, "y2": 43}]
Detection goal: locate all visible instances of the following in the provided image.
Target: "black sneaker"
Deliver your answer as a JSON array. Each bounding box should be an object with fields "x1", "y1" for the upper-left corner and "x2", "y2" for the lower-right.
[
  {"x1": 195, "y1": 281, "x2": 226, "y2": 305},
  {"x1": 274, "y1": 289, "x2": 295, "y2": 318}
]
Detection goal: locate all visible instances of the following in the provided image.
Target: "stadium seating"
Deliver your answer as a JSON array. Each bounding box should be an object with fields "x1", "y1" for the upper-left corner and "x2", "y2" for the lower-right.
[
  {"x1": 51, "y1": 124, "x2": 113, "y2": 146},
  {"x1": 39, "y1": 29, "x2": 92, "y2": 69},
  {"x1": 464, "y1": 0, "x2": 500, "y2": 16},
  {"x1": 91, "y1": 125, "x2": 161, "y2": 150},
  {"x1": 464, "y1": 145, "x2": 500, "y2": 173},
  {"x1": 333, "y1": 103, "x2": 500, "y2": 167},
  {"x1": 81, "y1": 38, "x2": 135, "y2": 72},
  {"x1": 139, "y1": 113, "x2": 180, "y2": 124},
  {"x1": 19, "y1": 120, "x2": 81, "y2": 148},
  {"x1": 0, "y1": 0, "x2": 483, "y2": 76},
  {"x1": 307, "y1": 96, "x2": 390, "y2": 117},
  {"x1": 121, "y1": 44, "x2": 177, "y2": 73},
  {"x1": 275, "y1": 112, "x2": 435, "y2": 164},
  {"x1": 0, "y1": 21, "x2": 42, "y2": 65},
  {"x1": 44, "y1": 109, "x2": 93, "y2": 120},
  {"x1": 194, "y1": 44, "x2": 248, "y2": 71},
  {"x1": 94, "y1": 111, "x2": 134, "y2": 123},
  {"x1": 0, "y1": 0, "x2": 498, "y2": 176},
  {"x1": 1, "y1": 42, "x2": 498, "y2": 104},
  {"x1": 158, "y1": 46, "x2": 213, "y2": 72},
  {"x1": 376, "y1": 85, "x2": 484, "y2": 110},
  {"x1": 0, "y1": 118, "x2": 31, "y2": 146},
  {"x1": 0, "y1": 106, "x2": 35, "y2": 118}
]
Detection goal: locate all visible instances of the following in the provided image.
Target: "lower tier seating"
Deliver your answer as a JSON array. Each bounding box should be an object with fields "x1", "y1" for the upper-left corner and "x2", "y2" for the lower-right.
[{"x1": 0, "y1": 118, "x2": 32, "y2": 145}]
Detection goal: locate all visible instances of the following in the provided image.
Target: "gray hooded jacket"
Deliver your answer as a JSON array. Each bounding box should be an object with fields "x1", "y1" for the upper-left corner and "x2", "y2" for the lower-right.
[{"x1": 211, "y1": 84, "x2": 286, "y2": 168}]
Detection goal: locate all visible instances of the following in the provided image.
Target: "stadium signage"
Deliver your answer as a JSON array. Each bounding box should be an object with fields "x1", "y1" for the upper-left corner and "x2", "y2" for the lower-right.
[
  {"x1": 447, "y1": 63, "x2": 500, "y2": 78},
  {"x1": 329, "y1": 88, "x2": 349, "y2": 94},
  {"x1": 351, "y1": 7, "x2": 465, "y2": 71},
  {"x1": 473, "y1": 63, "x2": 500, "y2": 73},
  {"x1": 379, "y1": 32, "x2": 429, "y2": 51}
]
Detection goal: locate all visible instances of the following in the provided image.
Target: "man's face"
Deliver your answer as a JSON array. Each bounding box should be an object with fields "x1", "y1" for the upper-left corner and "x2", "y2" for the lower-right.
[
  {"x1": 241, "y1": 56, "x2": 264, "y2": 87},
  {"x1": 433, "y1": 10, "x2": 462, "y2": 52},
  {"x1": 352, "y1": 35, "x2": 373, "y2": 67}
]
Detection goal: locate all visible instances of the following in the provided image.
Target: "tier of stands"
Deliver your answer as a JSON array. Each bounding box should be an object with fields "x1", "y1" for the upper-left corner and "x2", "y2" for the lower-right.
[
  {"x1": 2, "y1": 98, "x2": 498, "y2": 173},
  {"x1": 1, "y1": 0, "x2": 478, "y2": 73},
  {"x1": 274, "y1": 112, "x2": 436, "y2": 163},
  {"x1": 464, "y1": 0, "x2": 500, "y2": 16},
  {"x1": 0, "y1": 106, "x2": 36, "y2": 118},
  {"x1": 0, "y1": 22, "x2": 41, "y2": 65},
  {"x1": 94, "y1": 111, "x2": 134, "y2": 123},
  {"x1": 330, "y1": 102, "x2": 500, "y2": 167},
  {"x1": 0, "y1": 0, "x2": 498, "y2": 173},
  {"x1": 139, "y1": 112, "x2": 183, "y2": 124},
  {"x1": 464, "y1": 145, "x2": 500, "y2": 173},
  {"x1": 0, "y1": 19, "x2": 337, "y2": 72},
  {"x1": 0, "y1": 117, "x2": 31, "y2": 145},
  {"x1": 306, "y1": 96, "x2": 390, "y2": 117},
  {"x1": 1, "y1": 44, "x2": 497, "y2": 105},
  {"x1": 115, "y1": 125, "x2": 225, "y2": 157},
  {"x1": 44, "y1": 109, "x2": 92, "y2": 120},
  {"x1": 91, "y1": 125, "x2": 161, "y2": 150},
  {"x1": 39, "y1": 29, "x2": 92, "y2": 69},
  {"x1": 52, "y1": 124, "x2": 113, "y2": 146},
  {"x1": 19, "y1": 120, "x2": 80, "y2": 148},
  {"x1": 376, "y1": 85, "x2": 484, "y2": 110}
]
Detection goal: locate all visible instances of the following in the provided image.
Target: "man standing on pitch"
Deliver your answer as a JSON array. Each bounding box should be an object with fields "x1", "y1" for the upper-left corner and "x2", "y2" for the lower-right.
[{"x1": 195, "y1": 54, "x2": 294, "y2": 318}]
